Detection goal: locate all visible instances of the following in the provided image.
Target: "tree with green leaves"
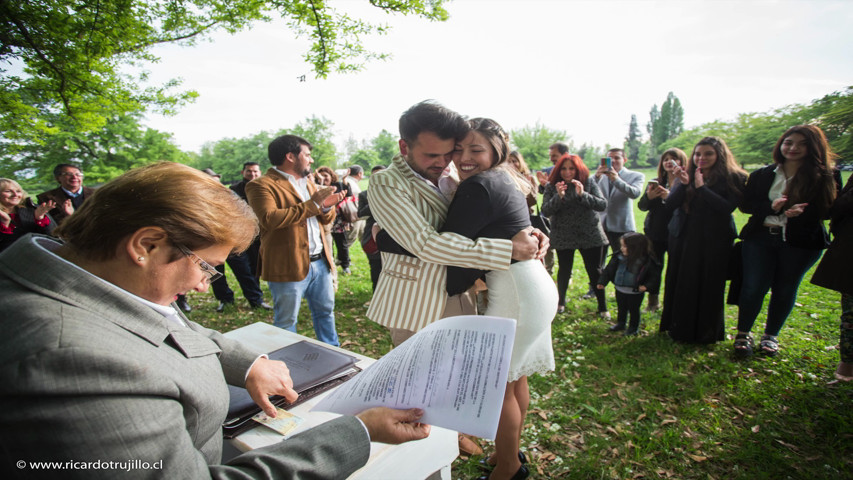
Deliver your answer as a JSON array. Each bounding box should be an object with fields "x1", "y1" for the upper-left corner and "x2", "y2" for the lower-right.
[
  {"x1": 509, "y1": 123, "x2": 570, "y2": 170},
  {"x1": 195, "y1": 131, "x2": 276, "y2": 184},
  {"x1": 290, "y1": 115, "x2": 338, "y2": 168},
  {"x1": 370, "y1": 129, "x2": 399, "y2": 165},
  {"x1": 647, "y1": 92, "x2": 684, "y2": 159},
  {"x1": 0, "y1": 112, "x2": 188, "y2": 191},
  {"x1": 624, "y1": 114, "x2": 643, "y2": 167},
  {"x1": 194, "y1": 115, "x2": 338, "y2": 183},
  {"x1": 0, "y1": 0, "x2": 449, "y2": 177}
]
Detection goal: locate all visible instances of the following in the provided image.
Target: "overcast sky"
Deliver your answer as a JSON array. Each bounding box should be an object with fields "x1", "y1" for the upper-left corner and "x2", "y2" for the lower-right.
[{"x1": 142, "y1": 0, "x2": 853, "y2": 156}]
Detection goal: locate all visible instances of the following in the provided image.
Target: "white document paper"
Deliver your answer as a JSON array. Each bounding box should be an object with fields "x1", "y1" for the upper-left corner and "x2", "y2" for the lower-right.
[{"x1": 312, "y1": 315, "x2": 516, "y2": 440}]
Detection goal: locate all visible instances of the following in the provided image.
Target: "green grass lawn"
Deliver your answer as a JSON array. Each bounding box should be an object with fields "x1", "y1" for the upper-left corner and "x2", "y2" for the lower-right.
[{"x1": 190, "y1": 168, "x2": 852, "y2": 479}]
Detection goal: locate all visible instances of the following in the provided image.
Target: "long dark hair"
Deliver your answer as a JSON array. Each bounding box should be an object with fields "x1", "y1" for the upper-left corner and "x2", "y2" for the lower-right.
[
  {"x1": 656, "y1": 148, "x2": 687, "y2": 187},
  {"x1": 620, "y1": 232, "x2": 654, "y2": 266},
  {"x1": 687, "y1": 136, "x2": 746, "y2": 201},
  {"x1": 772, "y1": 125, "x2": 837, "y2": 216},
  {"x1": 466, "y1": 118, "x2": 533, "y2": 196}
]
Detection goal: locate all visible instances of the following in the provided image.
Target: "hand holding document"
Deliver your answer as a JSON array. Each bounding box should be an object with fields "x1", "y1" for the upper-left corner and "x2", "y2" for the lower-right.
[{"x1": 313, "y1": 315, "x2": 515, "y2": 439}]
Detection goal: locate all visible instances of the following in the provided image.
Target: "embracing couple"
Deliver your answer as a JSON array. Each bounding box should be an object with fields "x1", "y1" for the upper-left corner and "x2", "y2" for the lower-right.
[{"x1": 367, "y1": 101, "x2": 557, "y2": 480}]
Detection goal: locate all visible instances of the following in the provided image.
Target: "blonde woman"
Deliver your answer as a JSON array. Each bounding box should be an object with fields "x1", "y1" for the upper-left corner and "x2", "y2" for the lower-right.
[{"x1": 0, "y1": 178, "x2": 56, "y2": 252}]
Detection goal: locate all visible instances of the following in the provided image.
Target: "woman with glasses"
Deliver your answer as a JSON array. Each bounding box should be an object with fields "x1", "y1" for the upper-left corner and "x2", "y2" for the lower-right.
[
  {"x1": 0, "y1": 178, "x2": 57, "y2": 252},
  {"x1": 0, "y1": 162, "x2": 430, "y2": 478}
]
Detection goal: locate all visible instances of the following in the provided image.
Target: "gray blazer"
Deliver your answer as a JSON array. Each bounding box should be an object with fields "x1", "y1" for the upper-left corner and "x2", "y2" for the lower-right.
[
  {"x1": 0, "y1": 234, "x2": 369, "y2": 479},
  {"x1": 595, "y1": 167, "x2": 646, "y2": 233}
]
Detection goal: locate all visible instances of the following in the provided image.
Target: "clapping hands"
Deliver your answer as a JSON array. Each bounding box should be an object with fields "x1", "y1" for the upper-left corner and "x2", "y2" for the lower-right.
[
  {"x1": 785, "y1": 203, "x2": 808, "y2": 218},
  {"x1": 35, "y1": 200, "x2": 56, "y2": 220}
]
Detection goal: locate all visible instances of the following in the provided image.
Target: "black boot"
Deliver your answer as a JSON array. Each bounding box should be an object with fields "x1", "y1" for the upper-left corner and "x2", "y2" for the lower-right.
[
  {"x1": 624, "y1": 317, "x2": 640, "y2": 336},
  {"x1": 608, "y1": 323, "x2": 626, "y2": 332}
]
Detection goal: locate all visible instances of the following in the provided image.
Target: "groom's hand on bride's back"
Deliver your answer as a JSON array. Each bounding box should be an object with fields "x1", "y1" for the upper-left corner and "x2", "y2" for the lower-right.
[{"x1": 511, "y1": 227, "x2": 548, "y2": 261}]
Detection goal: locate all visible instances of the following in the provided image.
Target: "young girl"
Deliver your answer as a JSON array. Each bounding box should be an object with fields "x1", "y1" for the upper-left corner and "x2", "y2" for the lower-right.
[{"x1": 597, "y1": 232, "x2": 661, "y2": 336}]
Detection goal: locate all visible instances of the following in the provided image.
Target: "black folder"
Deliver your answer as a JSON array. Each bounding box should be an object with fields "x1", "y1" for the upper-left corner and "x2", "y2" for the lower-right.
[{"x1": 223, "y1": 340, "x2": 360, "y2": 438}]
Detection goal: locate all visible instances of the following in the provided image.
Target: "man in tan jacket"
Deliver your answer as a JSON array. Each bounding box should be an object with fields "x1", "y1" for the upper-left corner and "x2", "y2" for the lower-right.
[{"x1": 246, "y1": 135, "x2": 345, "y2": 346}]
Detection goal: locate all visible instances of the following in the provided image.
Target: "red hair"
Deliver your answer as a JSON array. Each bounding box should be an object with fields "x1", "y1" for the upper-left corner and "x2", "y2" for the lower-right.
[{"x1": 548, "y1": 154, "x2": 589, "y2": 185}]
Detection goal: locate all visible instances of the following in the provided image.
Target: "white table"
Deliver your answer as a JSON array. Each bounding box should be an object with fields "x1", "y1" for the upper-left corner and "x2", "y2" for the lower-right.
[{"x1": 224, "y1": 322, "x2": 458, "y2": 480}]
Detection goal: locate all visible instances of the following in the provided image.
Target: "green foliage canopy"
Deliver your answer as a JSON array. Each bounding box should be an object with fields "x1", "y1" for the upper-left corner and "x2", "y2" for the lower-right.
[
  {"x1": 509, "y1": 122, "x2": 570, "y2": 170},
  {"x1": 660, "y1": 87, "x2": 853, "y2": 167},
  {"x1": 0, "y1": 0, "x2": 449, "y2": 161}
]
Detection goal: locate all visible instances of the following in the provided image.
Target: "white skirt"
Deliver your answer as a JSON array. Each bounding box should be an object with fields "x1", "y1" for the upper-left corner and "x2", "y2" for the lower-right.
[{"x1": 485, "y1": 259, "x2": 557, "y2": 382}]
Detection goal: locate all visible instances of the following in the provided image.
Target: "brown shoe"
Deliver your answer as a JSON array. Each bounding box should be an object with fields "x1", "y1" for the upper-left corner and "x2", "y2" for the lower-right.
[{"x1": 458, "y1": 434, "x2": 483, "y2": 456}]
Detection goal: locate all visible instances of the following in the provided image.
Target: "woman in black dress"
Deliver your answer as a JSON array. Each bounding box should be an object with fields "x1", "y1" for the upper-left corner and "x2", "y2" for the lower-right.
[{"x1": 660, "y1": 137, "x2": 747, "y2": 344}]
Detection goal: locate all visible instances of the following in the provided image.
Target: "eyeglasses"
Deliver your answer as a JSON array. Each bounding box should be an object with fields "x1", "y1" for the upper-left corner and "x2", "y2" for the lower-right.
[
  {"x1": 60, "y1": 172, "x2": 85, "y2": 178},
  {"x1": 173, "y1": 243, "x2": 223, "y2": 285}
]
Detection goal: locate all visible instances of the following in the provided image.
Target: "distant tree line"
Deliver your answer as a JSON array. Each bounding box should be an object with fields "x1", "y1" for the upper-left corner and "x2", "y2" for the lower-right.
[{"x1": 3, "y1": 87, "x2": 850, "y2": 193}]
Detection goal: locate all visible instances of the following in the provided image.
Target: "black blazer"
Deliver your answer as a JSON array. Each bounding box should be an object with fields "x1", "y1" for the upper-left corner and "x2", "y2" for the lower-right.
[
  {"x1": 739, "y1": 164, "x2": 842, "y2": 249},
  {"x1": 638, "y1": 181, "x2": 674, "y2": 243}
]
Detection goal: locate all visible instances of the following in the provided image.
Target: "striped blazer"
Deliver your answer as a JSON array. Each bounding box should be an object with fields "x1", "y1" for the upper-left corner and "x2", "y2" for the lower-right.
[{"x1": 366, "y1": 155, "x2": 513, "y2": 332}]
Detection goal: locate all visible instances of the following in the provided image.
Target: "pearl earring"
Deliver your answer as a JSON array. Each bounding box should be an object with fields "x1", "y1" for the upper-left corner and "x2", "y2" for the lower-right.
[{"x1": 138, "y1": 256, "x2": 145, "y2": 262}]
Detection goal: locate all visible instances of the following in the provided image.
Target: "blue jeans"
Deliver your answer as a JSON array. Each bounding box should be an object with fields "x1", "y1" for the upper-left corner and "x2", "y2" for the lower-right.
[
  {"x1": 737, "y1": 230, "x2": 822, "y2": 336},
  {"x1": 268, "y1": 259, "x2": 339, "y2": 346}
]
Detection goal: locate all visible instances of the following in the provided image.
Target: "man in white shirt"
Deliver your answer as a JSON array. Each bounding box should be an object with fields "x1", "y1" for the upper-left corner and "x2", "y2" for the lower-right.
[
  {"x1": 37, "y1": 163, "x2": 95, "y2": 225},
  {"x1": 245, "y1": 135, "x2": 345, "y2": 346}
]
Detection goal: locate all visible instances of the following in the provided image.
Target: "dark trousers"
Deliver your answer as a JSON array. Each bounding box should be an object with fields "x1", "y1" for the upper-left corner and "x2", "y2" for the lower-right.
[
  {"x1": 649, "y1": 239, "x2": 667, "y2": 296},
  {"x1": 368, "y1": 256, "x2": 382, "y2": 292},
  {"x1": 332, "y1": 232, "x2": 350, "y2": 269},
  {"x1": 616, "y1": 290, "x2": 645, "y2": 332},
  {"x1": 556, "y1": 246, "x2": 607, "y2": 312},
  {"x1": 211, "y1": 252, "x2": 265, "y2": 305},
  {"x1": 226, "y1": 251, "x2": 265, "y2": 305},
  {"x1": 605, "y1": 231, "x2": 629, "y2": 256},
  {"x1": 841, "y1": 294, "x2": 853, "y2": 364},
  {"x1": 211, "y1": 265, "x2": 234, "y2": 303},
  {"x1": 737, "y1": 230, "x2": 822, "y2": 336}
]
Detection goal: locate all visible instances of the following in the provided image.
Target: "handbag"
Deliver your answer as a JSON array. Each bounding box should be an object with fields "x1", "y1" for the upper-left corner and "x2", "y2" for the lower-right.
[
  {"x1": 336, "y1": 196, "x2": 359, "y2": 224},
  {"x1": 530, "y1": 205, "x2": 551, "y2": 237}
]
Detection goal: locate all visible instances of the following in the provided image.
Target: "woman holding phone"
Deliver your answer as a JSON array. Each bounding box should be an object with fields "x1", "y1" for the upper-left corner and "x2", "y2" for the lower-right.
[
  {"x1": 638, "y1": 148, "x2": 687, "y2": 311},
  {"x1": 660, "y1": 137, "x2": 747, "y2": 343},
  {"x1": 734, "y1": 125, "x2": 840, "y2": 357},
  {"x1": 316, "y1": 166, "x2": 354, "y2": 275}
]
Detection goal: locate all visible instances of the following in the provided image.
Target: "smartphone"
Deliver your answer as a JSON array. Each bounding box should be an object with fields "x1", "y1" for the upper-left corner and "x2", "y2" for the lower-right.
[
  {"x1": 600, "y1": 157, "x2": 612, "y2": 169},
  {"x1": 648, "y1": 179, "x2": 659, "y2": 187}
]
